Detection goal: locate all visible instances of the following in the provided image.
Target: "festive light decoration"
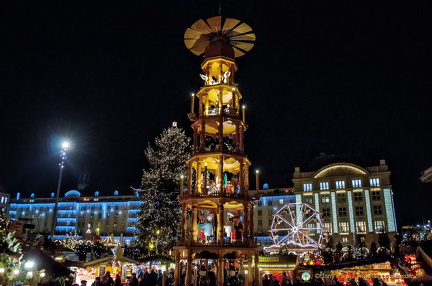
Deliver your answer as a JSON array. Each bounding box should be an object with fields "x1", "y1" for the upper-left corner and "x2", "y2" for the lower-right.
[
  {"x1": 268, "y1": 203, "x2": 323, "y2": 248},
  {"x1": 136, "y1": 124, "x2": 191, "y2": 254}
]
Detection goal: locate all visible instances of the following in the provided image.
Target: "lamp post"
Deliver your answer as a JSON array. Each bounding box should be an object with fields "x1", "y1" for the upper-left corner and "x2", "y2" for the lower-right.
[{"x1": 50, "y1": 142, "x2": 69, "y2": 240}]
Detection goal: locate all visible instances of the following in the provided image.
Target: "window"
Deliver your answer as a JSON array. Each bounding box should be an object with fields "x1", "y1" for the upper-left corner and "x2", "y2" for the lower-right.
[
  {"x1": 337, "y1": 193, "x2": 346, "y2": 203},
  {"x1": 355, "y1": 206, "x2": 364, "y2": 215},
  {"x1": 322, "y1": 208, "x2": 330, "y2": 217},
  {"x1": 307, "y1": 223, "x2": 316, "y2": 234},
  {"x1": 374, "y1": 220, "x2": 385, "y2": 232},
  {"x1": 372, "y1": 191, "x2": 381, "y2": 200},
  {"x1": 303, "y1": 183, "x2": 312, "y2": 191},
  {"x1": 321, "y1": 195, "x2": 330, "y2": 203},
  {"x1": 336, "y1": 180, "x2": 345, "y2": 189},
  {"x1": 352, "y1": 179, "x2": 362, "y2": 188},
  {"x1": 339, "y1": 222, "x2": 349, "y2": 233},
  {"x1": 257, "y1": 201, "x2": 262, "y2": 206},
  {"x1": 268, "y1": 200, "x2": 273, "y2": 206},
  {"x1": 279, "y1": 199, "x2": 284, "y2": 205},
  {"x1": 323, "y1": 223, "x2": 333, "y2": 234},
  {"x1": 258, "y1": 220, "x2": 262, "y2": 226},
  {"x1": 257, "y1": 210, "x2": 262, "y2": 216},
  {"x1": 304, "y1": 196, "x2": 313, "y2": 205},
  {"x1": 268, "y1": 209, "x2": 273, "y2": 216},
  {"x1": 342, "y1": 237, "x2": 348, "y2": 243},
  {"x1": 320, "y1": 181, "x2": 329, "y2": 190},
  {"x1": 356, "y1": 221, "x2": 367, "y2": 233},
  {"x1": 373, "y1": 205, "x2": 383, "y2": 215},
  {"x1": 339, "y1": 207, "x2": 347, "y2": 216},
  {"x1": 370, "y1": 178, "x2": 381, "y2": 187},
  {"x1": 354, "y1": 192, "x2": 363, "y2": 201}
]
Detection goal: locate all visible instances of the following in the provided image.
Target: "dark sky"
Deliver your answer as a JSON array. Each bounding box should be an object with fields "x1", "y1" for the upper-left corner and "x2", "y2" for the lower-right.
[{"x1": 1, "y1": 0, "x2": 432, "y2": 228}]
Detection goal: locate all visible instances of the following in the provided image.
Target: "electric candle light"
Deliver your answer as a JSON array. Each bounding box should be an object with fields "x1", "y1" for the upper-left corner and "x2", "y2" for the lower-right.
[
  {"x1": 256, "y1": 170, "x2": 260, "y2": 191},
  {"x1": 242, "y1": 105, "x2": 246, "y2": 123},
  {"x1": 191, "y1": 93, "x2": 195, "y2": 113}
]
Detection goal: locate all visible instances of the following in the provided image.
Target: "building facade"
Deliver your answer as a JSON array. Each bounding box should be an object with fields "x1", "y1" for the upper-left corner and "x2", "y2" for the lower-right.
[
  {"x1": 252, "y1": 160, "x2": 398, "y2": 249},
  {"x1": 9, "y1": 190, "x2": 140, "y2": 243}
]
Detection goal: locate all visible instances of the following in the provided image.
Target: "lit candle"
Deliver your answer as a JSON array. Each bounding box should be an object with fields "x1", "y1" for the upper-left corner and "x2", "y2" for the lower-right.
[
  {"x1": 242, "y1": 105, "x2": 246, "y2": 123},
  {"x1": 256, "y1": 170, "x2": 260, "y2": 191},
  {"x1": 191, "y1": 93, "x2": 195, "y2": 113}
]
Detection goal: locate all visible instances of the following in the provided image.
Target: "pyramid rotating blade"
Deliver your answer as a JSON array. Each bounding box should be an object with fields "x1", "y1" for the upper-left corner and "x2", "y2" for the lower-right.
[
  {"x1": 230, "y1": 33, "x2": 256, "y2": 42},
  {"x1": 189, "y1": 39, "x2": 209, "y2": 56},
  {"x1": 191, "y1": 18, "x2": 212, "y2": 33},
  {"x1": 184, "y1": 28, "x2": 204, "y2": 41},
  {"x1": 230, "y1": 22, "x2": 253, "y2": 35},
  {"x1": 232, "y1": 47, "x2": 245, "y2": 58},
  {"x1": 206, "y1": 16, "x2": 222, "y2": 34},
  {"x1": 231, "y1": 41, "x2": 255, "y2": 52},
  {"x1": 222, "y1": 18, "x2": 241, "y2": 33}
]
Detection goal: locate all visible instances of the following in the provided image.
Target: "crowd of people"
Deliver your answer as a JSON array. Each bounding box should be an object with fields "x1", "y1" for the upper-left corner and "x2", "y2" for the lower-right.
[
  {"x1": 261, "y1": 273, "x2": 389, "y2": 286},
  {"x1": 89, "y1": 269, "x2": 175, "y2": 286}
]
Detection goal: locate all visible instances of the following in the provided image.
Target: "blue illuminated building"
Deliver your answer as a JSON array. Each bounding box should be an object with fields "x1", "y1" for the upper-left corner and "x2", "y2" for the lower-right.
[{"x1": 9, "y1": 189, "x2": 141, "y2": 243}]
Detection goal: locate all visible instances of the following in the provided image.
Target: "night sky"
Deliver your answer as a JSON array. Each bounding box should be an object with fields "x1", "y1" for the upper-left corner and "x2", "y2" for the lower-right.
[{"x1": 1, "y1": 0, "x2": 432, "y2": 228}]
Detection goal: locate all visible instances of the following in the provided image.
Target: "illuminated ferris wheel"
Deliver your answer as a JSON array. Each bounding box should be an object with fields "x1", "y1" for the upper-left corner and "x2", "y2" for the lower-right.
[{"x1": 268, "y1": 203, "x2": 324, "y2": 249}]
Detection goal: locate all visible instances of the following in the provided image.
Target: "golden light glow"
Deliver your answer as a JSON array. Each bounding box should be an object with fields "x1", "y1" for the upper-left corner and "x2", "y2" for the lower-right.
[{"x1": 314, "y1": 164, "x2": 367, "y2": 178}]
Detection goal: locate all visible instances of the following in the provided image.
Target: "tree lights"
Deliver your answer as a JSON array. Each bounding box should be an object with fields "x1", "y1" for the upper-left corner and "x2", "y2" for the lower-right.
[{"x1": 136, "y1": 124, "x2": 191, "y2": 255}]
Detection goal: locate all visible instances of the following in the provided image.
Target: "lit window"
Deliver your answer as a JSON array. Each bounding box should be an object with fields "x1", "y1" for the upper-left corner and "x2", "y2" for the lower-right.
[
  {"x1": 323, "y1": 222, "x2": 332, "y2": 234},
  {"x1": 303, "y1": 183, "x2": 312, "y2": 191},
  {"x1": 372, "y1": 191, "x2": 381, "y2": 200},
  {"x1": 321, "y1": 195, "x2": 330, "y2": 203},
  {"x1": 373, "y1": 205, "x2": 383, "y2": 215},
  {"x1": 339, "y1": 222, "x2": 349, "y2": 233},
  {"x1": 279, "y1": 199, "x2": 284, "y2": 205},
  {"x1": 342, "y1": 237, "x2": 348, "y2": 243},
  {"x1": 374, "y1": 220, "x2": 385, "y2": 232},
  {"x1": 370, "y1": 178, "x2": 381, "y2": 187},
  {"x1": 352, "y1": 179, "x2": 362, "y2": 188},
  {"x1": 339, "y1": 208, "x2": 347, "y2": 216},
  {"x1": 304, "y1": 196, "x2": 313, "y2": 205},
  {"x1": 320, "y1": 182, "x2": 329, "y2": 190},
  {"x1": 355, "y1": 206, "x2": 364, "y2": 215},
  {"x1": 354, "y1": 192, "x2": 363, "y2": 201},
  {"x1": 335, "y1": 180, "x2": 345, "y2": 189},
  {"x1": 322, "y1": 208, "x2": 330, "y2": 217},
  {"x1": 337, "y1": 193, "x2": 346, "y2": 203},
  {"x1": 356, "y1": 221, "x2": 367, "y2": 233}
]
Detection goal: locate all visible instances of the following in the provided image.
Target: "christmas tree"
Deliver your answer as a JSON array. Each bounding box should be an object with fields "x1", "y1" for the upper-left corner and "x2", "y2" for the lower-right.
[{"x1": 136, "y1": 122, "x2": 191, "y2": 255}]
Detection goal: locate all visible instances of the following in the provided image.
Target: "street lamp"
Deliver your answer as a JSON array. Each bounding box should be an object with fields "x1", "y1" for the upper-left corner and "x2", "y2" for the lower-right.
[{"x1": 50, "y1": 141, "x2": 69, "y2": 239}]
